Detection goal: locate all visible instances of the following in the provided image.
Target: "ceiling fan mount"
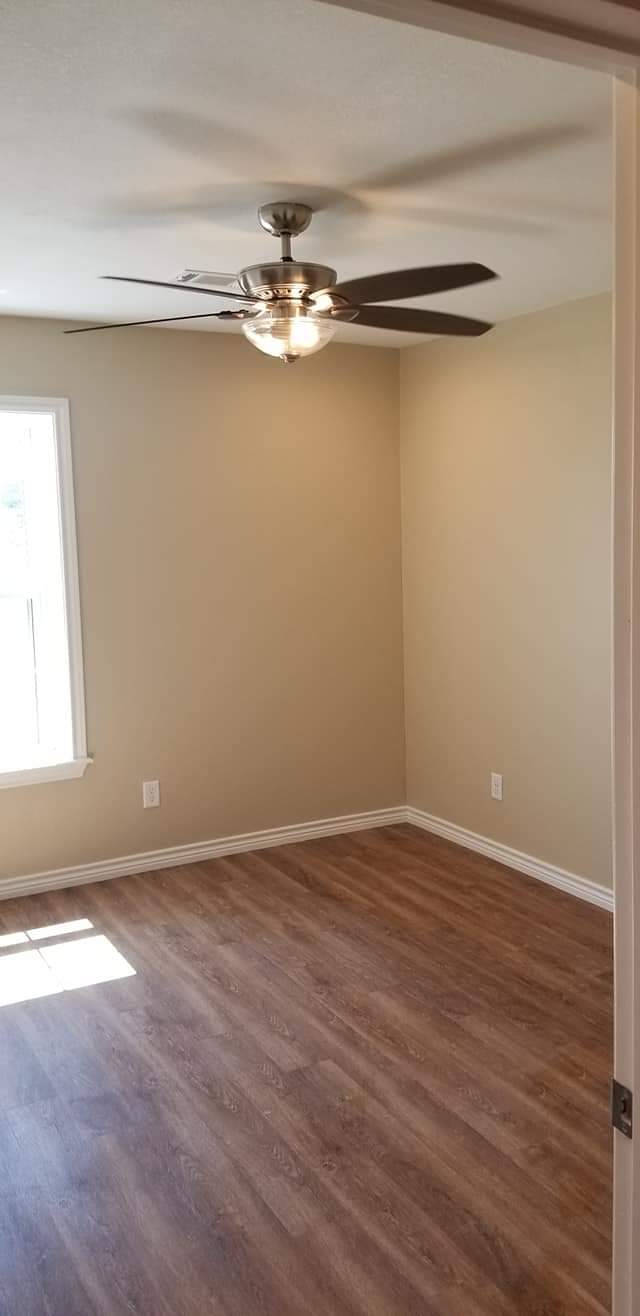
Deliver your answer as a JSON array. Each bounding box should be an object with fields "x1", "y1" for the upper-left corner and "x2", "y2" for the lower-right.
[
  {"x1": 66, "y1": 199, "x2": 499, "y2": 361},
  {"x1": 256, "y1": 200, "x2": 313, "y2": 240}
]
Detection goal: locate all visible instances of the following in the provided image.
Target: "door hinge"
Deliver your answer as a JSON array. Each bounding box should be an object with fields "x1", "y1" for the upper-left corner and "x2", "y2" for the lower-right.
[{"x1": 611, "y1": 1078, "x2": 633, "y2": 1139}]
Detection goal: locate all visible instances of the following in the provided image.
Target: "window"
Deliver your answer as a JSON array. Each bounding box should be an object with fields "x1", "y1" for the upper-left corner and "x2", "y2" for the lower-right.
[{"x1": 0, "y1": 396, "x2": 89, "y2": 787}]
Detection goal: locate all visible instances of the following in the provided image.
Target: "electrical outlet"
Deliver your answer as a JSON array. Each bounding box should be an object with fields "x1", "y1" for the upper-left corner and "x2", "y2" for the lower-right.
[
  {"x1": 490, "y1": 772, "x2": 503, "y2": 801},
  {"x1": 142, "y1": 779, "x2": 160, "y2": 809}
]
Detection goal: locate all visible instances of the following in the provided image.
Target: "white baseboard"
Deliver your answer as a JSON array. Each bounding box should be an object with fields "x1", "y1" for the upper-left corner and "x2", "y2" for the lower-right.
[
  {"x1": 0, "y1": 806, "x2": 406, "y2": 901},
  {"x1": 0, "y1": 802, "x2": 613, "y2": 912},
  {"x1": 406, "y1": 806, "x2": 614, "y2": 912}
]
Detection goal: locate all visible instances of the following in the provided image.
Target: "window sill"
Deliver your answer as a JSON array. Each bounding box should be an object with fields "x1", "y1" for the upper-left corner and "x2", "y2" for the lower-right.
[{"x1": 0, "y1": 757, "x2": 92, "y2": 791}]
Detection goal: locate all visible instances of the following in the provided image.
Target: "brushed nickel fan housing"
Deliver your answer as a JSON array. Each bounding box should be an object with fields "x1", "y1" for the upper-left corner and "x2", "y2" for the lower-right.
[{"x1": 237, "y1": 260, "x2": 338, "y2": 301}]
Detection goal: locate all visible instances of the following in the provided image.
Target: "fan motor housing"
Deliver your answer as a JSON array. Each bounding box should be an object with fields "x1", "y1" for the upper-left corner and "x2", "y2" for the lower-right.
[{"x1": 238, "y1": 261, "x2": 337, "y2": 301}]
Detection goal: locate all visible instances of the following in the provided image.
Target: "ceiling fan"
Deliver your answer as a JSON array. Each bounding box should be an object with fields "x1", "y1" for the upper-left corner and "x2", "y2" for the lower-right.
[{"x1": 66, "y1": 200, "x2": 498, "y2": 363}]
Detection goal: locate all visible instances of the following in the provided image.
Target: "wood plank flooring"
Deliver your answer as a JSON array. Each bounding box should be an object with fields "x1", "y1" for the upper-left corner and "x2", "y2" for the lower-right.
[{"x1": 0, "y1": 825, "x2": 613, "y2": 1315}]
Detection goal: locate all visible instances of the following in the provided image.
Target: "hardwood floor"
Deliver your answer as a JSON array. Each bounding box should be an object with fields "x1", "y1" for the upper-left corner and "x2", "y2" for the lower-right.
[{"x1": 0, "y1": 825, "x2": 612, "y2": 1315}]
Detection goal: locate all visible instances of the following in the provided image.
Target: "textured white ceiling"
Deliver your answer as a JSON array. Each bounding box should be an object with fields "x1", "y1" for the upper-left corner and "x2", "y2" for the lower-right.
[{"x1": 0, "y1": 0, "x2": 612, "y2": 347}]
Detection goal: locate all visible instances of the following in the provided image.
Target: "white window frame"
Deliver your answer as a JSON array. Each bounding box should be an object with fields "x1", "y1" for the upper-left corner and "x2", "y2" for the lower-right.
[{"x1": 0, "y1": 395, "x2": 90, "y2": 789}]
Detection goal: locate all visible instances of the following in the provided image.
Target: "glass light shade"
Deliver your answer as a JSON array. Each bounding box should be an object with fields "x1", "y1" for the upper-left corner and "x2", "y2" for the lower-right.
[{"x1": 242, "y1": 302, "x2": 338, "y2": 362}]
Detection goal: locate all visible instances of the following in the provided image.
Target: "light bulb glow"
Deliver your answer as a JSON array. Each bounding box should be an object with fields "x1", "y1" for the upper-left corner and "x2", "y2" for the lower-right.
[
  {"x1": 312, "y1": 292, "x2": 334, "y2": 312},
  {"x1": 289, "y1": 317, "x2": 320, "y2": 350},
  {"x1": 242, "y1": 301, "x2": 338, "y2": 362}
]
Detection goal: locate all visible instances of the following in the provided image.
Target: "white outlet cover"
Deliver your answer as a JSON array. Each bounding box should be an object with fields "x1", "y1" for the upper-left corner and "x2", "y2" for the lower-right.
[
  {"x1": 142, "y1": 779, "x2": 160, "y2": 808},
  {"x1": 490, "y1": 772, "x2": 503, "y2": 801}
]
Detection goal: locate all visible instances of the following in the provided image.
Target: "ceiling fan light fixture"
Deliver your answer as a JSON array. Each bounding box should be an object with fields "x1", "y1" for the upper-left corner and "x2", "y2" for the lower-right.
[
  {"x1": 242, "y1": 301, "x2": 338, "y2": 363},
  {"x1": 69, "y1": 204, "x2": 497, "y2": 347}
]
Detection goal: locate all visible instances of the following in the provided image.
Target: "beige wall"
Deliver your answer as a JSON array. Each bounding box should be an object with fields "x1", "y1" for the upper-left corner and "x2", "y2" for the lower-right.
[
  {"x1": 0, "y1": 297, "x2": 613, "y2": 887},
  {"x1": 400, "y1": 294, "x2": 612, "y2": 887},
  {"x1": 0, "y1": 317, "x2": 405, "y2": 879}
]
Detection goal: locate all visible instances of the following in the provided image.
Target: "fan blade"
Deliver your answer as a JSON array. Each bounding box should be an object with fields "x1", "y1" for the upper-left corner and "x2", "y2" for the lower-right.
[
  {"x1": 102, "y1": 275, "x2": 261, "y2": 304},
  {"x1": 381, "y1": 203, "x2": 549, "y2": 237},
  {"x1": 352, "y1": 305, "x2": 492, "y2": 336},
  {"x1": 64, "y1": 310, "x2": 250, "y2": 335},
  {"x1": 126, "y1": 108, "x2": 266, "y2": 168},
  {"x1": 102, "y1": 181, "x2": 364, "y2": 231},
  {"x1": 333, "y1": 263, "x2": 496, "y2": 306},
  {"x1": 353, "y1": 121, "x2": 600, "y2": 196}
]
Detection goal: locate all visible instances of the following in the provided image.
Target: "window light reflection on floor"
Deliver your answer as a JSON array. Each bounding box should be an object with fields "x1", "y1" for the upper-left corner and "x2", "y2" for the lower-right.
[
  {"x1": 0, "y1": 919, "x2": 135, "y2": 1008},
  {"x1": 27, "y1": 918, "x2": 93, "y2": 941},
  {"x1": 0, "y1": 948, "x2": 63, "y2": 1007},
  {"x1": 0, "y1": 931, "x2": 29, "y2": 948}
]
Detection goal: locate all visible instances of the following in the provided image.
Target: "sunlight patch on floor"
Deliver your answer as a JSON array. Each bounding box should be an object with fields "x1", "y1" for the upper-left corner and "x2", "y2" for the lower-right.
[
  {"x1": 39, "y1": 934, "x2": 135, "y2": 990},
  {"x1": 0, "y1": 930, "x2": 29, "y2": 948},
  {"x1": 27, "y1": 918, "x2": 93, "y2": 941},
  {"x1": 0, "y1": 920, "x2": 135, "y2": 1007},
  {"x1": 0, "y1": 947, "x2": 63, "y2": 1006}
]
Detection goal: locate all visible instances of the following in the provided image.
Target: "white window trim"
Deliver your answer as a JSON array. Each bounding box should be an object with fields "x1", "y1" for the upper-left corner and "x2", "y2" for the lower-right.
[{"x1": 0, "y1": 395, "x2": 91, "y2": 789}]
